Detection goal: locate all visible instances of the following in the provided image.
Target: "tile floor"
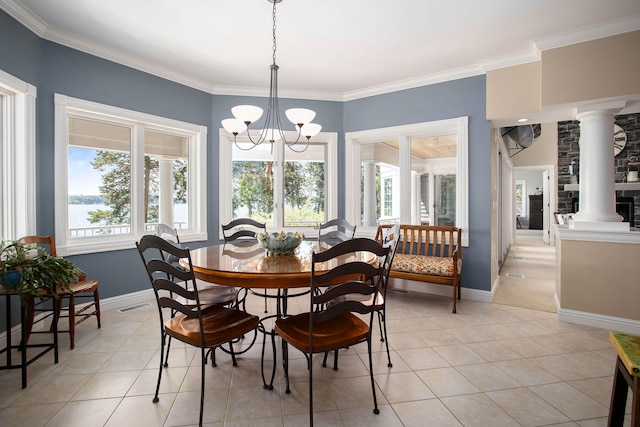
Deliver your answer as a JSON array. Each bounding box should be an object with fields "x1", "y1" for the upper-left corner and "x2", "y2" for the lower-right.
[{"x1": 0, "y1": 258, "x2": 633, "y2": 426}]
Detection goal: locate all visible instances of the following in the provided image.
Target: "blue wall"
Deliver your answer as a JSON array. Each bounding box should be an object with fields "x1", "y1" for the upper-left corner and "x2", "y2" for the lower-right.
[
  {"x1": 344, "y1": 78, "x2": 492, "y2": 291},
  {"x1": 0, "y1": 9, "x2": 491, "y2": 312}
]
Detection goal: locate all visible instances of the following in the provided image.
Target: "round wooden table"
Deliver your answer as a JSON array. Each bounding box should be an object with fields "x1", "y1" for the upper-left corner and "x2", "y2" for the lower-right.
[
  {"x1": 187, "y1": 240, "x2": 374, "y2": 288},
  {"x1": 185, "y1": 239, "x2": 377, "y2": 389}
]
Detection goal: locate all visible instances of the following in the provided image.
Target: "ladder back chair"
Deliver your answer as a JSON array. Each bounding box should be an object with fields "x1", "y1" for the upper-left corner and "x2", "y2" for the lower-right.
[
  {"x1": 137, "y1": 234, "x2": 259, "y2": 427},
  {"x1": 317, "y1": 218, "x2": 356, "y2": 243},
  {"x1": 155, "y1": 224, "x2": 241, "y2": 367},
  {"x1": 18, "y1": 235, "x2": 100, "y2": 350},
  {"x1": 274, "y1": 238, "x2": 389, "y2": 426}
]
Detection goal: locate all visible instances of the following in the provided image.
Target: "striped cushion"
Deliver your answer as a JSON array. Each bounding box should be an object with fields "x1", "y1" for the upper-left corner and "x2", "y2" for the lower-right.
[{"x1": 392, "y1": 254, "x2": 460, "y2": 277}]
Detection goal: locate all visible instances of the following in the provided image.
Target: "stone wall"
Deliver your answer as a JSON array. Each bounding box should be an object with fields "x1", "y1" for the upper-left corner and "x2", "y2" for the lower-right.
[{"x1": 557, "y1": 112, "x2": 640, "y2": 226}]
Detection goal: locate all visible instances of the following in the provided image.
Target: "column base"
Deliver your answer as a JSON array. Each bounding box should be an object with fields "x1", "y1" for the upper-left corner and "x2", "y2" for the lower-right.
[{"x1": 570, "y1": 220, "x2": 630, "y2": 231}]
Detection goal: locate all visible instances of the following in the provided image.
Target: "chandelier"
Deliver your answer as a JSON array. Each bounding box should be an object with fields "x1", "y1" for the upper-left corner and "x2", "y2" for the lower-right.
[{"x1": 221, "y1": 0, "x2": 321, "y2": 152}]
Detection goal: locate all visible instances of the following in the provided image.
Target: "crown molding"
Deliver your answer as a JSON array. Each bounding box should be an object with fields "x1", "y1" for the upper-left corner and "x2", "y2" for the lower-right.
[
  {"x1": 342, "y1": 65, "x2": 484, "y2": 102},
  {"x1": 2, "y1": 0, "x2": 639, "y2": 102},
  {"x1": 534, "y1": 15, "x2": 640, "y2": 51},
  {"x1": 478, "y1": 42, "x2": 541, "y2": 72},
  {"x1": 0, "y1": 0, "x2": 47, "y2": 35}
]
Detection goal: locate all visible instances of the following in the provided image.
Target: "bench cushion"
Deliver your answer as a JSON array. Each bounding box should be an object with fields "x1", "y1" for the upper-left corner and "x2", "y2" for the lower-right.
[{"x1": 392, "y1": 254, "x2": 461, "y2": 277}]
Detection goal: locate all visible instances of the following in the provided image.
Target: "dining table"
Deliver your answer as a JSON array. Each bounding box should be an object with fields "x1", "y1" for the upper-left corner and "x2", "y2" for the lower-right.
[{"x1": 183, "y1": 239, "x2": 377, "y2": 389}]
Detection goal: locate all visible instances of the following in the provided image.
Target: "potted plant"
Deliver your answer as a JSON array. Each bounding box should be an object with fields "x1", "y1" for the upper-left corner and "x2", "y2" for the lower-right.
[{"x1": 0, "y1": 239, "x2": 83, "y2": 306}]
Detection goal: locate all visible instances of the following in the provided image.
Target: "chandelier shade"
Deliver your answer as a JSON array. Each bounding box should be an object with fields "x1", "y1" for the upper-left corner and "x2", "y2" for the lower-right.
[{"x1": 221, "y1": 0, "x2": 321, "y2": 152}]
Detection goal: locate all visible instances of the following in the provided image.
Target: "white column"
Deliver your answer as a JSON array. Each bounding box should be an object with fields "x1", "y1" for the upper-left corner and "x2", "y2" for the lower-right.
[
  {"x1": 363, "y1": 161, "x2": 377, "y2": 226},
  {"x1": 572, "y1": 108, "x2": 626, "y2": 231},
  {"x1": 159, "y1": 159, "x2": 174, "y2": 227}
]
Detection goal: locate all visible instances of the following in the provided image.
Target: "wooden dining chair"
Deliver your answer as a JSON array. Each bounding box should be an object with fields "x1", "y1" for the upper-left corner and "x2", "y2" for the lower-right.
[
  {"x1": 274, "y1": 238, "x2": 389, "y2": 426},
  {"x1": 317, "y1": 218, "x2": 356, "y2": 243},
  {"x1": 321, "y1": 223, "x2": 400, "y2": 372},
  {"x1": 18, "y1": 235, "x2": 101, "y2": 350},
  {"x1": 155, "y1": 224, "x2": 240, "y2": 367},
  {"x1": 137, "y1": 234, "x2": 259, "y2": 427}
]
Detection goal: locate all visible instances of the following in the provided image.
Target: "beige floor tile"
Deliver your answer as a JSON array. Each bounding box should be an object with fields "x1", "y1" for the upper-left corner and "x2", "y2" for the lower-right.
[
  {"x1": 0, "y1": 403, "x2": 63, "y2": 427},
  {"x1": 104, "y1": 393, "x2": 176, "y2": 427},
  {"x1": 529, "y1": 382, "x2": 609, "y2": 420},
  {"x1": 529, "y1": 354, "x2": 600, "y2": 381},
  {"x1": 396, "y1": 347, "x2": 449, "y2": 371},
  {"x1": 441, "y1": 393, "x2": 519, "y2": 426},
  {"x1": 339, "y1": 404, "x2": 404, "y2": 426},
  {"x1": 226, "y1": 385, "x2": 284, "y2": 421},
  {"x1": 393, "y1": 399, "x2": 462, "y2": 427},
  {"x1": 494, "y1": 359, "x2": 561, "y2": 386},
  {"x1": 164, "y1": 388, "x2": 229, "y2": 426},
  {"x1": 45, "y1": 398, "x2": 122, "y2": 427},
  {"x1": 374, "y1": 371, "x2": 435, "y2": 403},
  {"x1": 13, "y1": 373, "x2": 93, "y2": 405},
  {"x1": 415, "y1": 367, "x2": 480, "y2": 397},
  {"x1": 70, "y1": 371, "x2": 140, "y2": 400},
  {"x1": 487, "y1": 387, "x2": 571, "y2": 426},
  {"x1": 432, "y1": 343, "x2": 486, "y2": 366},
  {"x1": 456, "y1": 363, "x2": 522, "y2": 391},
  {"x1": 128, "y1": 366, "x2": 189, "y2": 396},
  {"x1": 465, "y1": 340, "x2": 522, "y2": 362},
  {"x1": 326, "y1": 375, "x2": 387, "y2": 410}
]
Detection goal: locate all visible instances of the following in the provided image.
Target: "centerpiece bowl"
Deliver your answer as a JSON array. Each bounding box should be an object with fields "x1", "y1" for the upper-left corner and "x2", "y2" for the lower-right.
[{"x1": 258, "y1": 231, "x2": 303, "y2": 256}]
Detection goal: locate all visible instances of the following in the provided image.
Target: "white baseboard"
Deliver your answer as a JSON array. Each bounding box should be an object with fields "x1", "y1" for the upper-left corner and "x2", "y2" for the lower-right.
[
  {"x1": 0, "y1": 289, "x2": 155, "y2": 343},
  {"x1": 388, "y1": 278, "x2": 492, "y2": 303},
  {"x1": 558, "y1": 308, "x2": 640, "y2": 335}
]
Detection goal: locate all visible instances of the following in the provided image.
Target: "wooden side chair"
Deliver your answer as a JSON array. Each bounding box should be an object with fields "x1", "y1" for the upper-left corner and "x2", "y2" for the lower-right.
[
  {"x1": 137, "y1": 234, "x2": 259, "y2": 426},
  {"x1": 608, "y1": 331, "x2": 640, "y2": 426},
  {"x1": 317, "y1": 218, "x2": 356, "y2": 243},
  {"x1": 274, "y1": 238, "x2": 389, "y2": 426},
  {"x1": 18, "y1": 235, "x2": 100, "y2": 350}
]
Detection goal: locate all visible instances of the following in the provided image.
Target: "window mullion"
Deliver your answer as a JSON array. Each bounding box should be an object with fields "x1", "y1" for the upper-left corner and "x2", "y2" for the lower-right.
[
  {"x1": 273, "y1": 141, "x2": 285, "y2": 229},
  {"x1": 131, "y1": 124, "x2": 146, "y2": 236}
]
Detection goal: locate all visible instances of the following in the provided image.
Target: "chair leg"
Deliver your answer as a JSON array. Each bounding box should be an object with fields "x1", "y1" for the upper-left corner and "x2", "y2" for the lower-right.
[
  {"x1": 199, "y1": 347, "x2": 205, "y2": 427},
  {"x1": 452, "y1": 283, "x2": 457, "y2": 314},
  {"x1": 309, "y1": 351, "x2": 314, "y2": 427},
  {"x1": 154, "y1": 333, "x2": 166, "y2": 403},
  {"x1": 69, "y1": 294, "x2": 76, "y2": 349},
  {"x1": 379, "y1": 310, "x2": 392, "y2": 367},
  {"x1": 367, "y1": 336, "x2": 379, "y2": 415},
  {"x1": 281, "y1": 337, "x2": 291, "y2": 394},
  {"x1": 332, "y1": 349, "x2": 338, "y2": 371},
  {"x1": 94, "y1": 289, "x2": 101, "y2": 328},
  {"x1": 164, "y1": 336, "x2": 172, "y2": 367}
]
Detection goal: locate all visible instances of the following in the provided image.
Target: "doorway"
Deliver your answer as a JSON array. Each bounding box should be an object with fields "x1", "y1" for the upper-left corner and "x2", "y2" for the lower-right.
[{"x1": 513, "y1": 167, "x2": 553, "y2": 245}]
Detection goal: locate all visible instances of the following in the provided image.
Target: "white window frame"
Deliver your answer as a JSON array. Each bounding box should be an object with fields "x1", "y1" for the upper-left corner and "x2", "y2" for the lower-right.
[
  {"x1": 219, "y1": 129, "x2": 338, "y2": 237},
  {"x1": 345, "y1": 117, "x2": 469, "y2": 246},
  {"x1": 0, "y1": 70, "x2": 36, "y2": 240},
  {"x1": 54, "y1": 94, "x2": 207, "y2": 255}
]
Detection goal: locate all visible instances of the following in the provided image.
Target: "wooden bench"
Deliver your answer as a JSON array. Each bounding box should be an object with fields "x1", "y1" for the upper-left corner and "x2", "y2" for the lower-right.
[{"x1": 376, "y1": 224, "x2": 462, "y2": 313}]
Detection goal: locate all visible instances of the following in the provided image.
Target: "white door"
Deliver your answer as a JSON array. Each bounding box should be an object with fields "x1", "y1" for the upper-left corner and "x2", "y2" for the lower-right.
[{"x1": 542, "y1": 169, "x2": 550, "y2": 245}]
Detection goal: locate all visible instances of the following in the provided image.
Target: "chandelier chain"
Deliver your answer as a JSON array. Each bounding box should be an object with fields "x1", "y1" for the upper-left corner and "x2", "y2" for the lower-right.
[{"x1": 272, "y1": 1, "x2": 277, "y2": 66}]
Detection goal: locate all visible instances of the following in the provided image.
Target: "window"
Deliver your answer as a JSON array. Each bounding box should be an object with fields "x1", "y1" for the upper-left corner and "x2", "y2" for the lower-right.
[
  {"x1": 346, "y1": 117, "x2": 469, "y2": 245},
  {"x1": 219, "y1": 129, "x2": 338, "y2": 235},
  {"x1": 383, "y1": 177, "x2": 393, "y2": 217},
  {"x1": 55, "y1": 95, "x2": 207, "y2": 255},
  {"x1": 515, "y1": 179, "x2": 526, "y2": 217},
  {"x1": 0, "y1": 70, "x2": 36, "y2": 240}
]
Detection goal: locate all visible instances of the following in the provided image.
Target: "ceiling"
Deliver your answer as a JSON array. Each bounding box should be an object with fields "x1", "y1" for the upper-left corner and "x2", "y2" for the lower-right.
[{"x1": 2, "y1": 0, "x2": 640, "y2": 111}]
